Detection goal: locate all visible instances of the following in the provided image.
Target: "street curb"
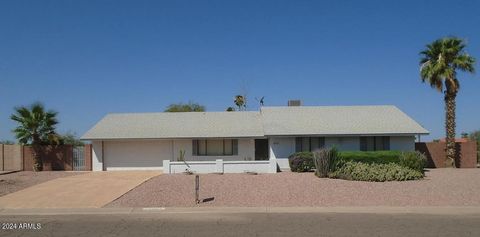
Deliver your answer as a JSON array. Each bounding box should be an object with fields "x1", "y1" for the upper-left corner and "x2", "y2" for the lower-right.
[{"x1": 1, "y1": 206, "x2": 480, "y2": 216}]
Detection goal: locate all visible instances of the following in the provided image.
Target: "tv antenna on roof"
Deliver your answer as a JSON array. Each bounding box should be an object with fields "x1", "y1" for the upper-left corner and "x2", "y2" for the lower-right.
[{"x1": 255, "y1": 96, "x2": 265, "y2": 107}]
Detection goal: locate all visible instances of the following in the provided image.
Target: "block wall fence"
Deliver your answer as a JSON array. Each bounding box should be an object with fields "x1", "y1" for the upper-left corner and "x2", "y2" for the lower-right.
[
  {"x1": 0, "y1": 144, "x2": 92, "y2": 171},
  {"x1": 415, "y1": 141, "x2": 477, "y2": 168}
]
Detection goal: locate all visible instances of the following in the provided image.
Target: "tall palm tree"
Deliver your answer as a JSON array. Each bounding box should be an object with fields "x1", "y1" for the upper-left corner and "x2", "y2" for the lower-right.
[
  {"x1": 11, "y1": 103, "x2": 59, "y2": 171},
  {"x1": 420, "y1": 37, "x2": 476, "y2": 167}
]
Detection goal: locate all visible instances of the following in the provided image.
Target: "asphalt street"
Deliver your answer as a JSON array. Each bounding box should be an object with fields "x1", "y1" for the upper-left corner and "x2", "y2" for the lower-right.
[{"x1": 0, "y1": 212, "x2": 479, "y2": 237}]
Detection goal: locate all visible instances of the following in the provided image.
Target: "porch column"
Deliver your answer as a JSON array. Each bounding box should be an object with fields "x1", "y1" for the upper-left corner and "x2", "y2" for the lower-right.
[
  {"x1": 268, "y1": 138, "x2": 276, "y2": 159},
  {"x1": 268, "y1": 138, "x2": 278, "y2": 173},
  {"x1": 215, "y1": 159, "x2": 223, "y2": 173},
  {"x1": 163, "y1": 160, "x2": 171, "y2": 174}
]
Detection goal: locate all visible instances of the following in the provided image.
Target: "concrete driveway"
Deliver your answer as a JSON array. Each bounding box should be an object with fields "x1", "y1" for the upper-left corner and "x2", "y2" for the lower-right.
[{"x1": 0, "y1": 171, "x2": 161, "y2": 208}]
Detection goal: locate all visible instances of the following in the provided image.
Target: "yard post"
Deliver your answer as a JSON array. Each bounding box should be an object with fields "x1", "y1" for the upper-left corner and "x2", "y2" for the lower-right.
[{"x1": 195, "y1": 175, "x2": 200, "y2": 204}]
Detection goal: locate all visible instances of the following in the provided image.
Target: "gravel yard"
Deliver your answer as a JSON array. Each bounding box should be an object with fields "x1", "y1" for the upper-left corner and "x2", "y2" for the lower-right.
[
  {"x1": 107, "y1": 169, "x2": 480, "y2": 207},
  {"x1": 0, "y1": 171, "x2": 82, "y2": 197}
]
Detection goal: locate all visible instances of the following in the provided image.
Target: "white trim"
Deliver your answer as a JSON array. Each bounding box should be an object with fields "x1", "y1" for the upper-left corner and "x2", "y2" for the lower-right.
[
  {"x1": 164, "y1": 159, "x2": 277, "y2": 174},
  {"x1": 106, "y1": 167, "x2": 164, "y2": 171}
]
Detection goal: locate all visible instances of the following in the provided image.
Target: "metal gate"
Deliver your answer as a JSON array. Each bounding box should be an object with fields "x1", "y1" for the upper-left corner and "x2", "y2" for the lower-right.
[{"x1": 73, "y1": 146, "x2": 85, "y2": 171}]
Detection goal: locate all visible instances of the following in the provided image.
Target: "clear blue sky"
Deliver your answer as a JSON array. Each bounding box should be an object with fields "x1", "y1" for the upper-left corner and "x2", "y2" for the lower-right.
[{"x1": 1, "y1": 0, "x2": 479, "y2": 141}]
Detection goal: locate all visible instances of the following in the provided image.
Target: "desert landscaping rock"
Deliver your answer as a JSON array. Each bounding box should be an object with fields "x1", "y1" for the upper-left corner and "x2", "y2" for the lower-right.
[
  {"x1": 107, "y1": 169, "x2": 480, "y2": 207},
  {"x1": 0, "y1": 171, "x2": 82, "y2": 197}
]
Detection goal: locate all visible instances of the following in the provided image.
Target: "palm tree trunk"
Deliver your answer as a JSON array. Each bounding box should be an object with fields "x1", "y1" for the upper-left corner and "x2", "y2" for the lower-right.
[
  {"x1": 444, "y1": 93, "x2": 457, "y2": 168},
  {"x1": 31, "y1": 138, "x2": 43, "y2": 172}
]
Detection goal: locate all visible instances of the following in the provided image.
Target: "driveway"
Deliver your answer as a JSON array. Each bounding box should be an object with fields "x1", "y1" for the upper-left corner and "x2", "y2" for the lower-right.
[
  {"x1": 0, "y1": 171, "x2": 82, "y2": 197},
  {"x1": 0, "y1": 171, "x2": 161, "y2": 208}
]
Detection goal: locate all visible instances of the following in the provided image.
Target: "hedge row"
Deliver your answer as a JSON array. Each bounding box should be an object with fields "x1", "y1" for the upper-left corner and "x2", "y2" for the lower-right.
[
  {"x1": 288, "y1": 150, "x2": 403, "y2": 172},
  {"x1": 288, "y1": 150, "x2": 426, "y2": 182},
  {"x1": 339, "y1": 151, "x2": 401, "y2": 164}
]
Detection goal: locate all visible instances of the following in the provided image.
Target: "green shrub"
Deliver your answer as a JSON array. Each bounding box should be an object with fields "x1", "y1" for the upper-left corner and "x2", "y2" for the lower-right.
[
  {"x1": 290, "y1": 150, "x2": 402, "y2": 172},
  {"x1": 399, "y1": 151, "x2": 426, "y2": 173},
  {"x1": 288, "y1": 152, "x2": 314, "y2": 172},
  {"x1": 329, "y1": 161, "x2": 424, "y2": 182},
  {"x1": 313, "y1": 148, "x2": 338, "y2": 177},
  {"x1": 338, "y1": 151, "x2": 401, "y2": 164}
]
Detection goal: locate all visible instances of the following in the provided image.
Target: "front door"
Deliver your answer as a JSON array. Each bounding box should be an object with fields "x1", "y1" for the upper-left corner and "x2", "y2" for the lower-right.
[{"x1": 254, "y1": 139, "x2": 269, "y2": 160}]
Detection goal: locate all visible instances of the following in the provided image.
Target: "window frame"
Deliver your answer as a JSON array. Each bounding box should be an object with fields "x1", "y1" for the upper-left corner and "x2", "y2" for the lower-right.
[
  {"x1": 295, "y1": 137, "x2": 325, "y2": 152},
  {"x1": 192, "y1": 139, "x2": 238, "y2": 156},
  {"x1": 360, "y1": 136, "x2": 390, "y2": 151}
]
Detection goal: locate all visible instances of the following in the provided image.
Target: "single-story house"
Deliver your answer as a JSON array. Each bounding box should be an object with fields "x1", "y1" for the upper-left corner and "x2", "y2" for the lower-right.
[{"x1": 81, "y1": 105, "x2": 429, "y2": 173}]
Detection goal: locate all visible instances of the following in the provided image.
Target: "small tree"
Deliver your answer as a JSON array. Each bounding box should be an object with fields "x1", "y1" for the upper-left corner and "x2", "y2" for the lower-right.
[
  {"x1": 11, "y1": 103, "x2": 59, "y2": 171},
  {"x1": 60, "y1": 132, "x2": 85, "y2": 147},
  {"x1": 165, "y1": 102, "x2": 205, "y2": 112},
  {"x1": 469, "y1": 130, "x2": 480, "y2": 141}
]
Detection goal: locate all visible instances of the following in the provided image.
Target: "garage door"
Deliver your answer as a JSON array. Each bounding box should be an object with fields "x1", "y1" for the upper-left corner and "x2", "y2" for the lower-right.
[{"x1": 104, "y1": 140, "x2": 172, "y2": 171}]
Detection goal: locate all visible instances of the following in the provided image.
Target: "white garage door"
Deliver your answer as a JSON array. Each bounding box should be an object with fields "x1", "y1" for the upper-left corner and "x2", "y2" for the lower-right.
[{"x1": 104, "y1": 140, "x2": 172, "y2": 171}]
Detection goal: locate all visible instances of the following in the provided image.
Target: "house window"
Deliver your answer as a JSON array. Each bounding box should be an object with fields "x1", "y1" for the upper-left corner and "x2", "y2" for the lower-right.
[
  {"x1": 192, "y1": 139, "x2": 238, "y2": 156},
  {"x1": 295, "y1": 137, "x2": 325, "y2": 152},
  {"x1": 360, "y1": 136, "x2": 390, "y2": 151}
]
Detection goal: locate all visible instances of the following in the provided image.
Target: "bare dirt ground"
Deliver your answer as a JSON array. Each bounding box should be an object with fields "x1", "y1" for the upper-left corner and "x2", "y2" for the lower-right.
[
  {"x1": 107, "y1": 169, "x2": 480, "y2": 207},
  {"x1": 0, "y1": 171, "x2": 82, "y2": 197}
]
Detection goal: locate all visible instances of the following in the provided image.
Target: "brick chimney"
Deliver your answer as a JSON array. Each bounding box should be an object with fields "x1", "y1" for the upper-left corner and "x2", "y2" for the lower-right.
[{"x1": 287, "y1": 100, "x2": 302, "y2": 106}]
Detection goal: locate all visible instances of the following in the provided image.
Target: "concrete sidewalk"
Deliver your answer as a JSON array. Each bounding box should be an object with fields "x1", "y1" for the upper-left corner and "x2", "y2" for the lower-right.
[
  {"x1": 1, "y1": 206, "x2": 480, "y2": 216},
  {"x1": 0, "y1": 171, "x2": 161, "y2": 208}
]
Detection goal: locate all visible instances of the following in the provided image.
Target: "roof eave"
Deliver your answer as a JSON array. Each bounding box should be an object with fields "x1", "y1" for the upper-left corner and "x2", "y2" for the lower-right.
[
  {"x1": 264, "y1": 132, "x2": 429, "y2": 137},
  {"x1": 81, "y1": 135, "x2": 266, "y2": 141}
]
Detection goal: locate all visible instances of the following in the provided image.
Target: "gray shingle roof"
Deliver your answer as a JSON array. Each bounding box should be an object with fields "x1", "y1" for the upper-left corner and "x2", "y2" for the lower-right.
[
  {"x1": 261, "y1": 106, "x2": 429, "y2": 136},
  {"x1": 81, "y1": 105, "x2": 428, "y2": 140},
  {"x1": 81, "y1": 111, "x2": 264, "y2": 140}
]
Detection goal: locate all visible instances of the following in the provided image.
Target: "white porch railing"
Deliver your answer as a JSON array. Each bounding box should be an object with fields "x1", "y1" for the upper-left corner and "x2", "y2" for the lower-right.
[{"x1": 163, "y1": 159, "x2": 277, "y2": 174}]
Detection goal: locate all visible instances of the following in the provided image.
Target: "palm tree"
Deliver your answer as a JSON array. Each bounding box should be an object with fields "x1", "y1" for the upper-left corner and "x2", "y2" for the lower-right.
[
  {"x1": 420, "y1": 37, "x2": 476, "y2": 167},
  {"x1": 234, "y1": 95, "x2": 246, "y2": 111},
  {"x1": 11, "y1": 103, "x2": 59, "y2": 171}
]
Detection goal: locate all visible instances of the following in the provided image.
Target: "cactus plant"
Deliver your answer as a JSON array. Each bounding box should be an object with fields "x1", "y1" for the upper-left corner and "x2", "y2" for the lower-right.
[
  {"x1": 178, "y1": 149, "x2": 186, "y2": 161},
  {"x1": 313, "y1": 148, "x2": 338, "y2": 178}
]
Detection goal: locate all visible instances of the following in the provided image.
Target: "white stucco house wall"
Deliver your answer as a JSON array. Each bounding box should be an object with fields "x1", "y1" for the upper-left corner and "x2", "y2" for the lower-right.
[{"x1": 81, "y1": 105, "x2": 429, "y2": 173}]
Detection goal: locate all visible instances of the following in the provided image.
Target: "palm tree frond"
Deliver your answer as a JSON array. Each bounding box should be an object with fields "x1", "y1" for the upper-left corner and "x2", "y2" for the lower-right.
[
  {"x1": 10, "y1": 103, "x2": 59, "y2": 145},
  {"x1": 419, "y1": 37, "x2": 476, "y2": 94},
  {"x1": 453, "y1": 54, "x2": 476, "y2": 73}
]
